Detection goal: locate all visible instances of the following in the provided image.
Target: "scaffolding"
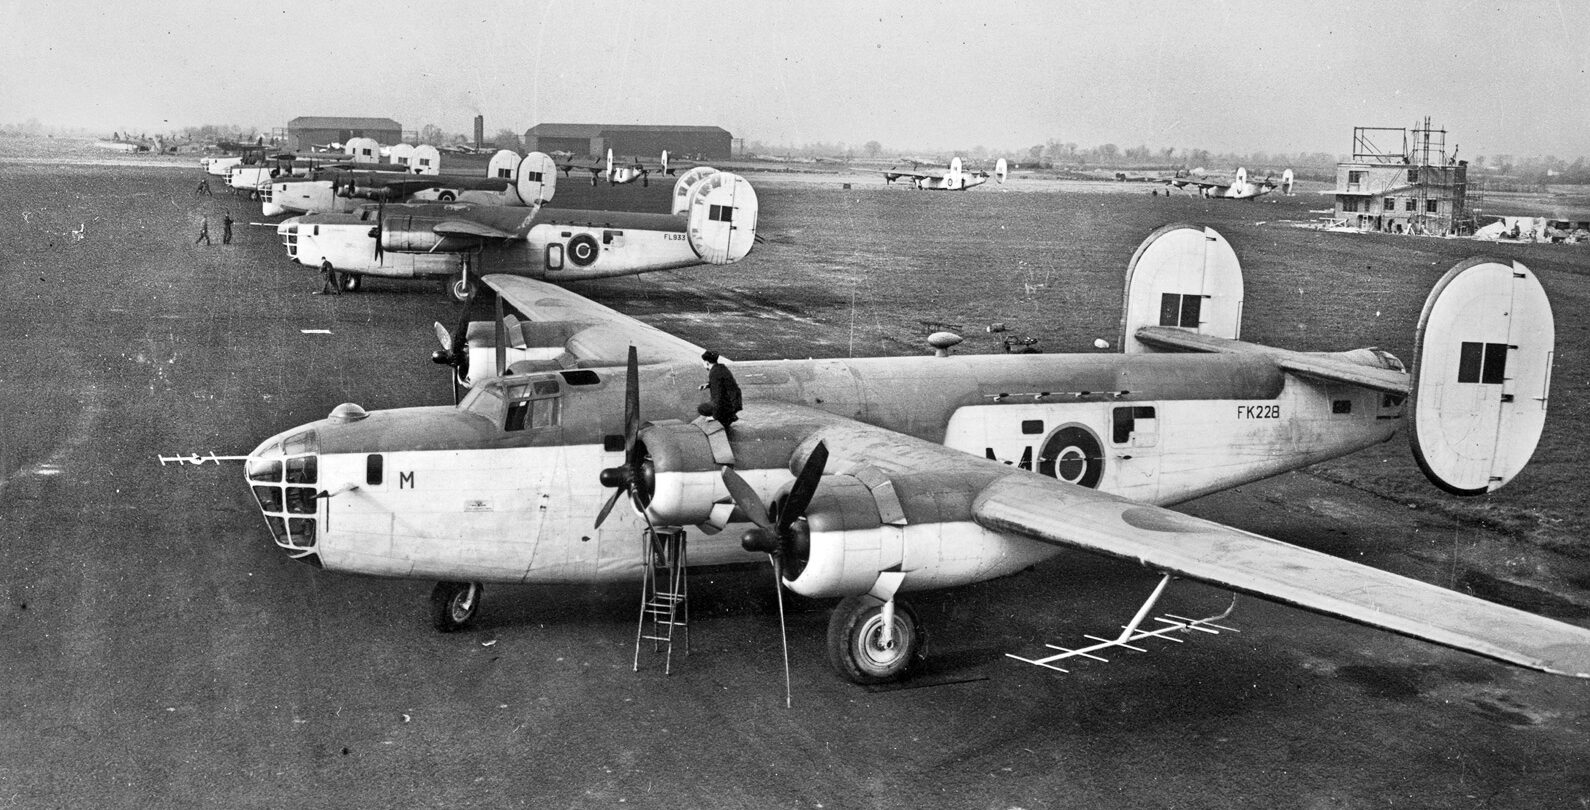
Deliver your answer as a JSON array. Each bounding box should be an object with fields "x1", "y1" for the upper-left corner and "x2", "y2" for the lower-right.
[{"x1": 1339, "y1": 117, "x2": 1471, "y2": 235}]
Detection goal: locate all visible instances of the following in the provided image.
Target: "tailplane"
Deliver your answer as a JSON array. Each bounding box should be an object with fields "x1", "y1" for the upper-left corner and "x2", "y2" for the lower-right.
[
  {"x1": 1410, "y1": 258, "x2": 1554, "y2": 494},
  {"x1": 514, "y1": 151, "x2": 557, "y2": 207},
  {"x1": 685, "y1": 172, "x2": 758, "y2": 264}
]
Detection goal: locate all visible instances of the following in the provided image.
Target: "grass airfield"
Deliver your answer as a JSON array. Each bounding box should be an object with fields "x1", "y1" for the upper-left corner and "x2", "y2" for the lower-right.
[{"x1": 2, "y1": 142, "x2": 1589, "y2": 808}]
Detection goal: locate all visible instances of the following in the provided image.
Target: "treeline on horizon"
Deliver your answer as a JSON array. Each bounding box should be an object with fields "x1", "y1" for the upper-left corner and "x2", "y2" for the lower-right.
[{"x1": 4, "y1": 118, "x2": 1586, "y2": 187}]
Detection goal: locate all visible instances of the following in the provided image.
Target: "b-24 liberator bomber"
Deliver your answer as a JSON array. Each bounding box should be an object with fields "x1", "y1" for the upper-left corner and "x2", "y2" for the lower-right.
[
  {"x1": 197, "y1": 222, "x2": 1590, "y2": 700},
  {"x1": 284, "y1": 167, "x2": 757, "y2": 301}
]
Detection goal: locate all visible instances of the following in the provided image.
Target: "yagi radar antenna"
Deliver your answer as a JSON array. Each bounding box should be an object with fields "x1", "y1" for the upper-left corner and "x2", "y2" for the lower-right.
[{"x1": 157, "y1": 452, "x2": 254, "y2": 467}]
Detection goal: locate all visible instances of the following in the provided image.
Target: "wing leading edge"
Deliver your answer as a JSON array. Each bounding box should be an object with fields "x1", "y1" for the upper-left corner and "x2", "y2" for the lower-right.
[
  {"x1": 972, "y1": 473, "x2": 1590, "y2": 678},
  {"x1": 481, "y1": 274, "x2": 708, "y2": 367}
]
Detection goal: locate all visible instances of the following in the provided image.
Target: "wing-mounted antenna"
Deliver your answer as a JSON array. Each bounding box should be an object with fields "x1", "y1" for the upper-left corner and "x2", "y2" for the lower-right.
[
  {"x1": 1117, "y1": 223, "x2": 1243, "y2": 353},
  {"x1": 412, "y1": 144, "x2": 442, "y2": 176},
  {"x1": 685, "y1": 172, "x2": 759, "y2": 264},
  {"x1": 1410, "y1": 258, "x2": 1554, "y2": 495},
  {"x1": 671, "y1": 166, "x2": 719, "y2": 215},
  {"x1": 721, "y1": 441, "x2": 830, "y2": 708},
  {"x1": 514, "y1": 151, "x2": 558, "y2": 207},
  {"x1": 487, "y1": 149, "x2": 521, "y2": 181},
  {"x1": 995, "y1": 157, "x2": 1009, "y2": 184}
]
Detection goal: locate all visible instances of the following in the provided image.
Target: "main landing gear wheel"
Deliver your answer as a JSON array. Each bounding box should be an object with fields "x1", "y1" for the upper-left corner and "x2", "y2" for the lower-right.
[
  {"x1": 826, "y1": 595, "x2": 924, "y2": 684},
  {"x1": 447, "y1": 277, "x2": 477, "y2": 303},
  {"x1": 430, "y1": 581, "x2": 483, "y2": 631}
]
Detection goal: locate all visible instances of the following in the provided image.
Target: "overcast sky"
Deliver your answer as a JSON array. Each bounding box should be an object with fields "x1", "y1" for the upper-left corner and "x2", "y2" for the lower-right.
[{"x1": 5, "y1": 0, "x2": 1586, "y2": 159}]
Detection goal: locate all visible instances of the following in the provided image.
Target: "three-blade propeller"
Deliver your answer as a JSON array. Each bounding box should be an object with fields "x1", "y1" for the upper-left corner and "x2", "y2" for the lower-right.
[
  {"x1": 719, "y1": 441, "x2": 828, "y2": 709},
  {"x1": 594, "y1": 347, "x2": 645, "y2": 529},
  {"x1": 429, "y1": 273, "x2": 482, "y2": 403}
]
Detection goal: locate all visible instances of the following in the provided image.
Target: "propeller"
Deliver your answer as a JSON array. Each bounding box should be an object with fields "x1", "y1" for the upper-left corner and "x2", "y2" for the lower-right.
[
  {"x1": 429, "y1": 274, "x2": 480, "y2": 403},
  {"x1": 719, "y1": 441, "x2": 829, "y2": 708},
  {"x1": 594, "y1": 347, "x2": 645, "y2": 529}
]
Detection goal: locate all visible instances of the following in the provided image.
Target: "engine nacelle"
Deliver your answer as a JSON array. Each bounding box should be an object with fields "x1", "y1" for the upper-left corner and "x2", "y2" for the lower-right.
[
  {"x1": 783, "y1": 473, "x2": 1058, "y2": 599},
  {"x1": 379, "y1": 215, "x2": 475, "y2": 253},
  {"x1": 637, "y1": 423, "x2": 729, "y2": 527}
]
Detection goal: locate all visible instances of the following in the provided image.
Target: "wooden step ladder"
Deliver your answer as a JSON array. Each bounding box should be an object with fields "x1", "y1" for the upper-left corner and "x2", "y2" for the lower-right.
[{"x1": 634, "y1": 527, "x2": 689, "y2": 674}]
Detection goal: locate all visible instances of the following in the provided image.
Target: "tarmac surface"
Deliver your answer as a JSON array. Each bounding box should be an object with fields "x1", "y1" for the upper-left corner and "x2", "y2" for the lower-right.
[{"x1": 1, "y1": 158, "x2": 1588, "y2": 808}]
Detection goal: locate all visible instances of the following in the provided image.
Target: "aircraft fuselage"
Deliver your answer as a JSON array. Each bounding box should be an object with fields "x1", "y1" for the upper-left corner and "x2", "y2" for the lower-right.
[{"x1": 247, "y1": 351, "x2": 1403, "y2": 586}]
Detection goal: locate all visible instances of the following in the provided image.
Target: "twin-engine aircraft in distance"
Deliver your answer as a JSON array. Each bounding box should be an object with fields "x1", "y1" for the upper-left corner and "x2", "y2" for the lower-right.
[
  {"x1": 214, "y1": 222, "x2": 1589, "y2": 698},
  {"x1": 559, "y1": 149, "x2": 678, "y2": 187},
  {"x1": 874, "y1": 156, "x2": 1009, "y2": 190},
  {"x1": 1164, "y1": 167, "x2": 1295, "y2": 199},
  {"x1": 282, "y1": 164, "x2": 757, "y2": 301}
]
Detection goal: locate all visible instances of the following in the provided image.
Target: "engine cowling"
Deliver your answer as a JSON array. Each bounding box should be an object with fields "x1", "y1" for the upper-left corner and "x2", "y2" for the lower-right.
[
  {"x1": 636, "y1": 423, "x2": 730, "y2": 527},
  {"x1": 379, "y1": 215, "x2": 475, "y2": 253},
  {"x1": 782, "y1": 470, "x2": 1058, "y2": 599}
]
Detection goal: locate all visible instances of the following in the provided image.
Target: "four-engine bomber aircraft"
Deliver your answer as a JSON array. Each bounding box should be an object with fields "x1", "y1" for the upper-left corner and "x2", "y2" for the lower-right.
[
  {"x1": 233, "y1": 224, "x2": 1588, "y2": 690},
  {"x1": 286, "y1": 166, "x2": 757, "y2": 301},
  {"x1": 875, "y1": 157, "x2": 1009, "y2": 190},
  {"x1": 559, "y1": 149, "x2": 677, "y2": 187},
  {"x1": 262, "y1": 149, "x2": 533, "y2": 216},
  {"x1": 1165, "y1": 167, "x2": 1295, "y2": 199}
]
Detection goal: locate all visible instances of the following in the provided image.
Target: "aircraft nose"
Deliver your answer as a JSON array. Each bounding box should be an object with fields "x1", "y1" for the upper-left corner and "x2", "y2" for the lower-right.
[{"x1": 245, "y1": 429, "x2": 322, "y2": 567}]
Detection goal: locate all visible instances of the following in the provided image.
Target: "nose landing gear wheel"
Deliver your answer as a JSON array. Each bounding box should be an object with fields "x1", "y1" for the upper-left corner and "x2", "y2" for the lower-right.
[
  {"x1": 826, "y1": 595, "x2": 923, "y2": 684},
  {"x1": 430, "y1": 581, "x2": 483, "y2": 631},
  {"x1": 448, "y1": 277, "x2": 476, "y2": 303}
]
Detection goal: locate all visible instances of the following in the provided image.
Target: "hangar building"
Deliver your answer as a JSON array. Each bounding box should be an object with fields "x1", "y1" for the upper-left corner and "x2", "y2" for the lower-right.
[
  {"x1": 286, "y1": 117, "x2": 403, "y2": 151},
  {"x1": 523, "y1": 124, "x2": 733, "y2": 161}
]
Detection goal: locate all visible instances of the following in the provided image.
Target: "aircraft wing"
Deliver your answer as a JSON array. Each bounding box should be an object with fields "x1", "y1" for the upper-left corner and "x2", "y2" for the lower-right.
[
  {"x1": 870, "y1": 167, "x2": 940, "y2": 181},
  {"x1": 774, "y1": 410, "x2": 1590, "y2": 678},
  {"x1": 433, "y1": 220, "x2": 516, "y2": 240},
  {"x1": 481, "y1": 274, "x2": 709, "y2": 365},
  {"x1": 973, "y1": 473, "x2": 1590, "y2": 677}
]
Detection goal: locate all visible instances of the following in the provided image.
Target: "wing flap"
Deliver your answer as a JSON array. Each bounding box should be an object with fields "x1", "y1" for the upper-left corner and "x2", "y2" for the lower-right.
[
  {"x1": 1135, "y1": 326, "x2": 1409, "y2": 394},
  {"x1": 973, "y1": 474, "x2": 1590, "y2": 678},
  {"x1": 481, "y1": 274, "x2": 707, "y2": 366}
]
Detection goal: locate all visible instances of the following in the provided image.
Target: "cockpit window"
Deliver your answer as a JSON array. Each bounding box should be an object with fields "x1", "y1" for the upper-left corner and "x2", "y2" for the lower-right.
[
  {"x1": 504, "y1": 377, "x2": 561, "y2": 432},
  {"x1": 460, "y1": 385, "x2": 505, "y2": 422}
]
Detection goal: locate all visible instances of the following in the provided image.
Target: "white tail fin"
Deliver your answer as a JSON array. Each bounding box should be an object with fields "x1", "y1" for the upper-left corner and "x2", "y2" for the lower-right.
[
  {"x1": 1118, "y1": 224, "x2": 1244, "y2": 353},
  {"x1": 605, "y1": 148, "x2": 614, "y2": 181},
  {"x1": 661, "y1": 150, "x2": 670, "y2": 175},
  {"x1": 411, "y1": 144, "x2": 441, "y2": 175},
  {"x1": 948, "y1": 156, "x2": 964, "y2": 186},
  {"x1": 344, "y1": 137, "x2": 381, "y2": 164},
  {"x1": 515, "y1": 151, "x2": 558, "y2": 206},
  {"x1": 995, "y1": 158, "x2": 1008, "y2": 184},
  {"x1": 672, "y1": 166, "x2": 719, "y2": 215},
  {"x1": 685, "y1": 172, "x2": 758, "y2": 264},
  {"x1": 487, "y1": 149, "x2": 520, "y2": 180},
  {"x1": 1410, "y1": 258, "x2": 1553, "y2": 494},
  {"x1": 1280, "y1": 168, "x2": 1295, "y2": 195},
  {"x1": 1234, "y1": 167, "x2": 1248, "y2": 188},
  {"x1": 389, "y1": 143, "x2": 416, "y2": 170}
]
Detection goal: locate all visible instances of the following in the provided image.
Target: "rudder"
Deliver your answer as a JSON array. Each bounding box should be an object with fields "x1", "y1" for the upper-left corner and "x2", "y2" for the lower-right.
[
  {"x1": 1410, "y1": 258, "x2": 1554, "y2": 494},
  {"x1": 1117, "y1": 224, "x2": 1244, "y2": 352}
]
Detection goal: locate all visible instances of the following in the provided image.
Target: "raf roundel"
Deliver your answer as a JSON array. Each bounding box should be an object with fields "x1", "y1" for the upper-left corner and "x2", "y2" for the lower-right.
[
  {"x1": 566, "y1": 233, "x2": 599, "y2": 267},
  {"x1": 1039, "y1": 425, "x2": 1104, "y2": 488}
]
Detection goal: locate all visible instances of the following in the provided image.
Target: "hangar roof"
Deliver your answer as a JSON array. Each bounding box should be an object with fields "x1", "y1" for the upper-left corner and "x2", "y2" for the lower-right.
[
  {"x1": 527, "y1": 123, "x2": 729, "y2": 137},
  {"x1": 288, "y1": 116, "x2": 402, "y2": 130}
]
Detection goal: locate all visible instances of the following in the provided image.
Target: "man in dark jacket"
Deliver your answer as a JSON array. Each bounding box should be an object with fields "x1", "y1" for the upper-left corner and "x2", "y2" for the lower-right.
[{"x1": 697, "y1": 350, "x2": 742, "y2": 428}]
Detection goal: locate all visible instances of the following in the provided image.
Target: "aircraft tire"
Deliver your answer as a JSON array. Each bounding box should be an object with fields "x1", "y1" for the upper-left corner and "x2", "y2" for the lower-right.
[
  {"x1": 448, "y1": 277, "x2": 477, "y2": 303},
  {"x1": 429, "y1": 581, "x2": 482, "y2": 631},
  {"x1": 826, "y1": 595, "x2": 923, "y2": 685},
  {"x1": 438, "y1": 191, "x2": 456, "y2": 202},
  {"x1": 567, "y1": 234, "x2": 599, "y2": 267}
]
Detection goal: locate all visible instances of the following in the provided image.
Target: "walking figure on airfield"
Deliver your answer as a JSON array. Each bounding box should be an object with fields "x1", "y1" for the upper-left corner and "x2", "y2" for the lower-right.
[
  {"x1": 696, "y1": 350, "x2": 742, "y2": 429},
  {"x1": 195, "y1": 217, "x2": 211, "y2": 245},
  {"x1": 195, "y1": 177, "x2": 212, "y2": 196},
  {"x1": 222, "y1": 212, "x2": 234, "y2": 245}
]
